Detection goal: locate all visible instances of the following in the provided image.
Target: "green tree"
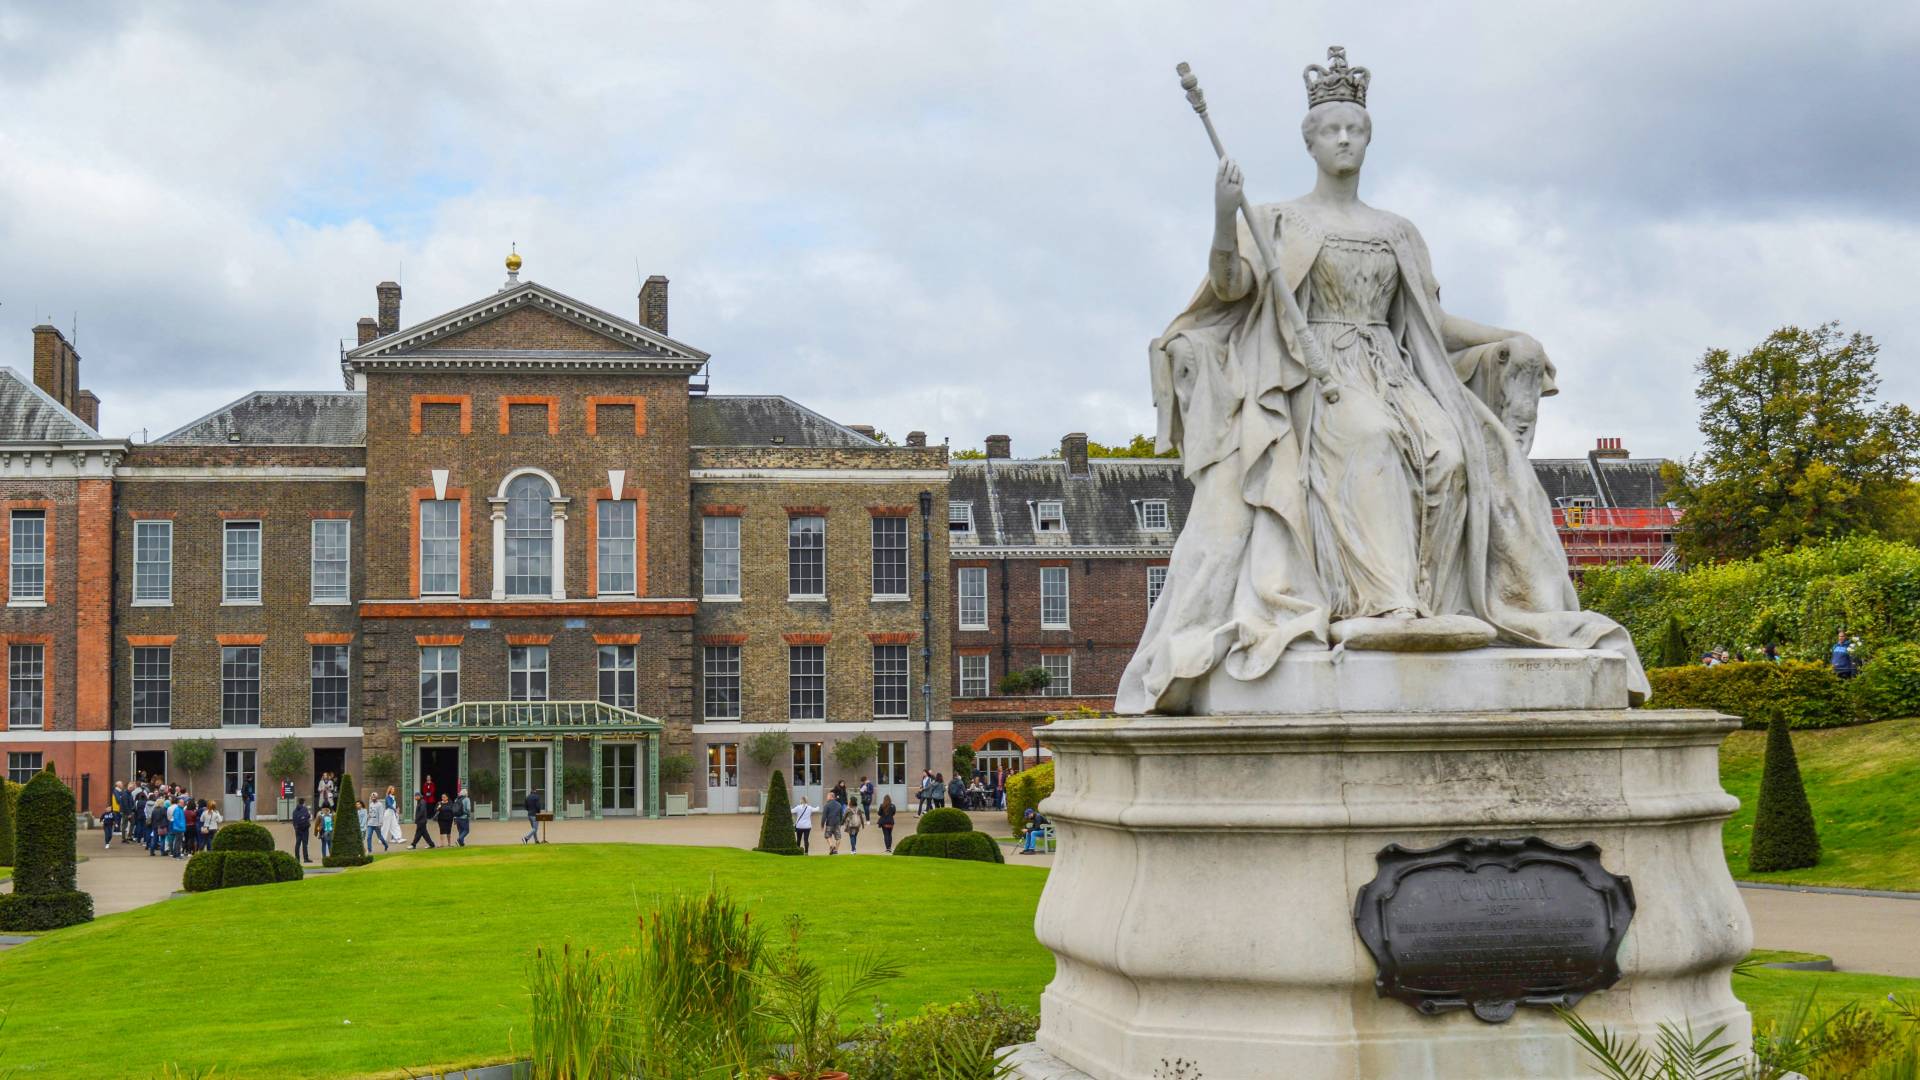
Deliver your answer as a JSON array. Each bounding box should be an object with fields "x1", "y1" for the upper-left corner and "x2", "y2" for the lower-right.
[
  {"x1": 1655, "y1": 615, "x2": 1692, "y2": 669},
  {"x1": 323, "y1": 772, "x2": 370, "y2": 867},
  {"x1": 1665, "y1": 323, "x2": 1920, "y2": 563},
  {"x1": 1749, "y1": 717, "x2": 1822, "y2": 873},
  {"x1": 0, "y1": 768, "x2": 93, "y2": 930},
  {"x1": 950, "y1": 447, "x2": 986, "y2": 460},
  {"x1": 0, "y1": 778, "x2": 18, "y2": 867},
  {"x1": 1087, "y1": 433, "x2": 1177, "y2": 459},
  {"x1": 172, "y1": 737, "x2": 216, "y2": 793},
  {"x1": 755, "y1": 769, "x2": 802, "y2": 855}
]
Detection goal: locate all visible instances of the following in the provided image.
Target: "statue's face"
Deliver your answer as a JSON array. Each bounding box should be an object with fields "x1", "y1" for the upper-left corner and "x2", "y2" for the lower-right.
[{"x1": 1301, "y1": 102, "x2": 1371, "y2": 177}]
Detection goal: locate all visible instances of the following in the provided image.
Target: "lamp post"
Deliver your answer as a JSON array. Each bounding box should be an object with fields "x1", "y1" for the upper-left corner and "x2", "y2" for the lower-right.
[{"x1": 918, "y1": 489, "x2": 934, "y2": 771}]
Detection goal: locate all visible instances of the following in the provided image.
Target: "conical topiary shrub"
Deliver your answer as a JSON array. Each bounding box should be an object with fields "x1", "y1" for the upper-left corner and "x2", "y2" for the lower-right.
[
  {"x1": 0, "y1": 778, "x2": 18, "y2": 867},
  {"x1": 1656, "y1": 615, "x2": 1692, "y2": 669},
  {"x1": 323, "y1": 772, "x2": 371, "y2": 867},
  {"x1": 755, "y1": 769, "x2": 802, "y2": 855},
  {"x1": 1749, "y1": 717, "x2": 1821, "y2": 873},
  {"x1": 0, "y1": 769, "x2": 93, "y2": 930}
]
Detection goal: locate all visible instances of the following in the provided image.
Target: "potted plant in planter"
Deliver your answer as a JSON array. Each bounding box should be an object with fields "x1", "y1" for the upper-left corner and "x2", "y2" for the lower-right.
[
  {"x1": 265, "y1": 736, "x2": 306, "y2": 820},
  {"x1": 469, "y1": 769, "x2": 498, "y2": 819},
  {"x1": 755, "y1": 915, "x2": 901, "y2": 1080},
  {"x1": 561, "y1": 764, "x2": 594, "y2": 819},
  {"x1": 659, "y1": 754, "x2": 694, "y2": 817}
]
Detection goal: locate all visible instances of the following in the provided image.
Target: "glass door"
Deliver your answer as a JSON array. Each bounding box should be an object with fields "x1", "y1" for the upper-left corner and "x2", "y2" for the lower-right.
[
  {"x1": 790, "y1": 741, "x2": 823, "y2": 806},
  {"x1": 600, "y1": 744, "x2": 638, "y2": 815},
  {"x1": 509, "y1": 746, "x2": 550, "y2": 812},
  {"x1": 706, "y1": 743, "x2": 739, "y2": 813},
  {"x1": 222, "y1": 749, "x2": 255, "y2": 819}
]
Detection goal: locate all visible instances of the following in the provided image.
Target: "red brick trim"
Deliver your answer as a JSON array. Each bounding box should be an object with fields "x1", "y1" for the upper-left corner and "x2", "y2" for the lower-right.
[
  {"x1": 971, "y1": 728, "x2": 1033, "y2": 751},
  {"x1": 593, "y1": 633, "x2": 643, "y2": 646},
  {"x1": 784, "y1": 506, "x2": 831, "y2": 517},
  {"x1": 953, "y1": 559, "x2": 994, "y2": 569},
  {"x1": 867, "y1": 504, "x2": 915, "y2": 517},
  {"x1": 498, "y1": 395, "x2": 560, "y2": 435},
  {"x1": 1038, "y1": 646, "x2": 1075, "y2": 655},
  {"x1": 866, "y1": 631, "x2": 918, "y2": 644},
  {"x1": 0, "y1": 632, "x2": 53, "y2": 730},
  {"x1": 305, "y1": 632, "x2": 354, "y2": 645},
  {"x1": 1, "y1": 500, "x2": 54, "y2": 606},
  {"x1": 1149, "y1": 557, "x2": 1170, "y2": 567},
  {"x1": 701, "y1": 504, "x2": 746, "y2": 517},
  {"x1": 956, "y1": 646, "x2": 992, "y2": 655},
  {"x1": 585, "y1": 395, "x2": 648, "y2": 436},
  {"x1": 127, "y1": 510, "x2": 177, "y2": 520},
  {"x1": 361, "y1": 600, "x2": 696, "y2": 619},
  {"x1": 414, "y1": 634, "x2": 464, "y2": 646},
  {"x1": 585, "y1": 487, "x2": 648, "y2": 598},
  {"x1": 1035, "y1": 559, "x2": 1072, "y2": 568},
  {"x1": 125, "y1": 634, "x2": 178, "y2": 647},
  {"x1": 408, "y1": 486, "x2": 472, "y2": 599},
  {"x1": 699, "y1": 633, "x2": 748, "y2": 646},
  {"x1": 218, "y1": 510, "x2": 268, "y2": 519},
  {"x1": 216, "y1": 633, "x2": 267, "y2": 646},
  {"x1": 410, "y1": 394, "x2": 473, "y2": 435},
  {"x1": 308, "y1": 509, "x2": 355, "y2": 519},
  {"x1": 505, "y1": 633, "x2": 553, "y2": 646},
  {"x1": 782, "y1": 632, "x2": 832, "y2": 645}
]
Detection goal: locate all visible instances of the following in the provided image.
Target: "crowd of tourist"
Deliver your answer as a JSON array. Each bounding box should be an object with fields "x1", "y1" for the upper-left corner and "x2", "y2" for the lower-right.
[
  {"x1": 1697, "y1": 630, "x2": 1859, "y2": 678},
  {"x1": 99, "y1": 777, "x2": 228, "y2": 859}
]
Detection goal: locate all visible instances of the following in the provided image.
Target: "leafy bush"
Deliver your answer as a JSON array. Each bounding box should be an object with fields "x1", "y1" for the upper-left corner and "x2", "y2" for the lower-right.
[
  {"x1": 951, "y1": 745, "x2": 976, "y2": 777},
  {"x1": 0, "y1": 769, "x2": 92, "y2": 931},
  {"x1": 1004, "y1": 762, "x2": 1055, "y2": 835},
  {"x1": 1751, "y1": 718, "x2": 1822, "y2": 873},
  {"x1": 916, "y1": 808, "x2": 973, "y2": 835},
  {"x1": 755, "y1": 769, "x2": 802, "y2": 855},
  {"x1": 562, "y1": 765, "x2": 594, "y2": 803},
  {"x1": 220, "y1": 851, "x2": 277, "y2": 889},
  {"x1": 322, "y1": 773, "x2": 371, "y2": 868},
  {"x1": 997, "y1": 667, "x2": 1050, "y2": 695},
  {"x1": 365, "y1": 752, "x2": 400, "y2": 788},
  {"x1": 743, "y1": 729, "x2": 787, "y2": 768},
  {"x1": 210, "y1": 820, "x2": 276, "y2": 853},
  {"x1": 658, "y1": 754, "x2": 694, "y2": 787},
  {"x1": 1645, "y1": 661, "x2": 1856, "y2": 729},
  {"x1": 842, "y1": 992, "x2": 1040, "y2": 1080},
  {"x1": 172, "y1": 738, "x2": 216, "y2": 786},
  {"x1": 269, "y1": 851, "x2": 303, "y2": 883},
  {"x1": 832, "y1": 733, "x2": 879, "y2": 770},
  {"x1": 1655, "y1": 614, "x2": 1692, "y2": 668},
  {"x1": 0, "y1": 778, "x2": 18, "y2": 867},
  {"x1": 468, "y1": 768, "x2": 499, "y2": 804},
  {"x1": 182, "y1": 852, "x2": 225, "y2": 892},
  {"x1": 1852, "y1": 641, "x2": 1920, "y2": 721},
  {"x1": 893, "y1": 831, "x2": 1005, "y2": 863},
  {"x1": 266, "y1": 736, "x2": 306, "y2": 782}
]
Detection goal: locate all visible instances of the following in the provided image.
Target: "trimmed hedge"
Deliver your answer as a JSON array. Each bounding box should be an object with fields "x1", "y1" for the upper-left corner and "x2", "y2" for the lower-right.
[
  {"x1": 0, "y1": 777, "x2": 17, "y2": 867},
  {"x1": 211, "y1": 820, "x2": 276, "y2": 853},
  {"x1": 893, "y1": 831, "x2": 1005, "y2": 864},
  {"x1": 270, "y1": 851, "x2": 304, "y2": 883},
  {"x1": 1004, "y1": 762, "x2": 1055, "y2": 836},
  {"x1": 221, "y1": 851, "x2": 276, "y2": 889},
  {"x1": 1750, "y1": 718, "x2": 1821, "y2": 873},
  {"x1": 0, "y1": 769, "x2": 92, "y2": 931},
  {"x1": 322, "y1": 773, "x2": 372, "y2": 868},
  {"x1": 754, "y1": 769, "x2": 802, "y2": 855},
  {"x1": 1646, "y1": 661, "x2": 1856, "y2": 729},
  {"x1": 915, "y1": 808, "x2": 973, "y2": 835},
  {"x1": 183, "y1": 851, "x2": 224, "y2": 892},
  {"x1": 1852, "y1": 642, "x2": 1920, "y2": 722}
]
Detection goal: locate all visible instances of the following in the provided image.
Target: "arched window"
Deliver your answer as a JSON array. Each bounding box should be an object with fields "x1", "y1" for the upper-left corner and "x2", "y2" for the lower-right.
[{"x1": 504, "y1": 473, "x2": 554, "y2": 597}]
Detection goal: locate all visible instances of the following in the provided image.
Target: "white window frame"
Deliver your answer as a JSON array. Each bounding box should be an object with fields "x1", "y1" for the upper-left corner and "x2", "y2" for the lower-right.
[
  {"x1": 222, "y1": 520, "x2": 262, "y2": 605},
  {"x1": 420, "y1": 499, "x2": 462, "y2": 597},
  {"x1": 702, "y1": 645, "x2": 742, "y2": 720},
  {"x1": 1034, "y1": 500, "x2": 1065, "y2": 533},
  {"x1": 9, "y1": 510, "x2": 46, "y2": 605},
  {"x1": 310, "y1": 644, "x2": 351, "y2": 725},
  {"x1": 872, "y1": 644, "x2": 909, "y2": 718},
  {"x1": 7, "y1": 752, "x2": 44, "y2": 784},
  {"x1": 948, "y1": 501, "x2": 976, "y2": 544},
  {"x1": 1041, "y1": 653, "x2": 1073, "y2": 697},
  {"x1": 221, "y1": 645, "x2": 262, "y2": 727},
  {"x1": 419, "y1": 646, "x2": 460, "y2": 713},
  {"x1": 877, "y1": 740, "x2": 907, "y2": 785},
  {"x1": 871, "y1": 516, "x2": 909, "y2": 600},
  {"x1": 598, "y1": 643, "x2": 637, "y2": 709},
  {"x1": 8, "y1": 644, "x2": 45, "y2": 729},
  {"x1": 132, "y1": 645, "x2": 172, "y2": 728},
  {"x1": 788, "y1": 644, "x2": 825, "y2": 719},
  {"x1": 791, "y1": 741, "x2": 823, "y2": 788},
  {"x1": 503, "y1": 473, "x2": 558, "y2": 599},
  {"x1": 787, "y1": 516, "x2": 826, "y2": 601},
  {"x1": 509, "y1": 645, "x2": 550, "y2": 702},
  {"x1": 957, "y1": 567, "x2": 988, "y2": 630},
  {"x1": 1147, "y1": 566, "x2": 1168, "y2": 612},
  {"x1": 310, "y1": 518, "x2": 351, "y2": 605},
  {"x1": 597, "y1": 500, "x2": 638, "y2": 597},
  {"x1": 1140, "y1": 499, "x2": 1170, "y2": 532},
  {"x1": 133, "y1": 519, "x2": 172, "y2": 606},
  {"x1": 702, "y1": 515, "x2": 741, "y2": 600},
  {"x1": 958, "y1": 653, "x2": 989, "y2": 698},
  {"x1": 1040, "y1": 566, "x2": 1070, "y2": 629}
]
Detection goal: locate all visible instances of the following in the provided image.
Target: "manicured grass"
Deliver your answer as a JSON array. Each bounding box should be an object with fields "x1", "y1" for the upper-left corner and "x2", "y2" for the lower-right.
[
  {"x1": 1736, "y1": 958, "x2": 1920, "y2": 1029},
  {"x1": 0, "y1": 844, "x2": 1050, "y2": 1078},
  {"x1": 1720, "y1": 716, "x2": 1920, "y2": 891}
]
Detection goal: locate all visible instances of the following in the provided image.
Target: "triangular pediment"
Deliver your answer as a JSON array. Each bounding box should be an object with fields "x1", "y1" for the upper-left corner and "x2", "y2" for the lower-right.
[{"x1": 343, "y1": 281, "x2": 709, "y2": 372}]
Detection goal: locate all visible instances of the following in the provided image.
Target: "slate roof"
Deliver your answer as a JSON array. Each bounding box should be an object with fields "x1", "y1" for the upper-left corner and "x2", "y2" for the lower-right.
[
  {"x1": 0, "y1": 366, "x2": 100, "y2": 442},
  {"x1": 157, "y1": 391, "x2": 367, "y2": 446},
  {"x1": 949, "y1": 458, "x2": 1192, "y2": 552},
  {"x1": 1530, "y1": 457, "x2": 1671, "y2": 509},
  {"x1": 688, "y1": 395, "x2": 880, "y2": 448}
]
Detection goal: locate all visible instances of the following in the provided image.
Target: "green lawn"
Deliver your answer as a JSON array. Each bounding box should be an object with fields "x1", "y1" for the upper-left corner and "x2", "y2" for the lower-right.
[
  {"x1": 1737, "y1": 956, "x2": 1920, "y2": 1030},
  {"x1": 1719, "y1": 716, "x2": 1920, "y2": 891},
  {"x1": 0, "y1": 845, "x2": 1051, "y2": 1078}
]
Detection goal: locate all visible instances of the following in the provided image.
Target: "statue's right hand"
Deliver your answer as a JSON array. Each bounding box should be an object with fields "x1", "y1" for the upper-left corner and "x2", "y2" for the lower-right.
[{"x1": 1215, "y1": 157, "x2": 1243, "y2": 218}]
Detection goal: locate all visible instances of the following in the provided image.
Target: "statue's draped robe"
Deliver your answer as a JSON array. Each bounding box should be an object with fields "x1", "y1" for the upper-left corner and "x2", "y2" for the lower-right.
[{"x1": 1116, "y1": 202, "x2": 1649, "y2": 714}]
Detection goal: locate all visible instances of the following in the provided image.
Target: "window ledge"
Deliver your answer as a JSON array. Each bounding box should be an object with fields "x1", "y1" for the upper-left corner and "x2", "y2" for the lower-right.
[
  {"x1": 870, "y1": 594, "x2": 910, "y2": 603},
  {"x1": 1041, "y1": 624, "x2": 1072, "y2": 631},
  {"x1": 702, "y1": 594, "x2": 743, "y2": 604},
  {"x1": 221, "y1": 600, "x2": 264, "y2": 607},
  {"x1": 309, "y1": 598, "x2": 353, "y2": 606},
  {"x1": 787, "y1": 595, "x2": 827, "y2": 603},
  {"x1": 131, "y1": 599, "x2": 173, "y2": 608},
  {"x1": 7, "y1": 600, "x2": 47, "y2": 608},
  {"x1": 958, "y1": 623, "x2": 989, "y2": 632},
  {"x1": 595, "y1": 592, "x2": 637, "y2": 600}
]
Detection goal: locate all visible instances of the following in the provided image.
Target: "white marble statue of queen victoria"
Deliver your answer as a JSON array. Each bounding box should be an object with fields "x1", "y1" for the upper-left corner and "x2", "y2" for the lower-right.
[{"x1": 1117, "y1": 48, "x2": 1649, "y2": 715}]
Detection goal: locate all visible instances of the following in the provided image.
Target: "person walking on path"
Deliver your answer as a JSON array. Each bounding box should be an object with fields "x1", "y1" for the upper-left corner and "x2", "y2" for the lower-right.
[
  {"x1": 434, "y1": 794, "x2": 455, "y2": 847},
  {"x1": 318, "y1": 805, "x2": 335, "y2": 860},
  {"x1": 858, "y1": 776, "x2": 874, "y2": 818},
  {"x1": 845, "y1": 797, "x2": 866, "y2": 853},
  {"x1": 242, "y1": 775, "x2": 256, "y2": 821},
  {"x1": 291, "y1": 798, "x2": 313, "y2": 863},
  {"x1": 202, "y1": 803, "x2": 222, "y2": 844},
  {"x1": 1831, "y1": 631, "x2": 1858, "y2": 679},
  {"x1": 146, "y1": 797, "x2": 168, "y2": 857},
  {"x1": 171, "y1": 797, "x2": 188, "y2": 859},
  {"x1": 523, "y1": 787, "x2": 544, "y2": 844},
  {"x1": 358, "y1": 800, "x2": 383, "y2": 852},
  {"x1": 181, "y1": 799, "x2": 198, "y2": 854},
  {"x1": 790, "y1": 794, "x2": 821, "y2": 854},
  {"x1": 821, "y1": 792, "x2": 846, "y2": 855},
  {"x1": 380, "y1": 790, "x2": 402, "y2": 847},
  {"x1": 946, "y1": 772, "x2": 964, "y2": 811},
  {"x1": 916, "y1": 771, "x2": 935, "y2": 814},
  {"x1": 100, "y1": 801, "x2": 118, "y2": 850},
  {"x1": 877, "y1": 796, "x2": 897, "y2": 854},
  {"x1": 832, "y1": 779, "x2": 849, "y2": 807},
  {"x1": 455, "y1": 788, "x2": 472, "y2": 847},
  {"x1": 411, "y1": 793, "x2": 437, "y2": 849},
  {"x1": 422, "y1": 774, "x2": 437, "y2": 809}
]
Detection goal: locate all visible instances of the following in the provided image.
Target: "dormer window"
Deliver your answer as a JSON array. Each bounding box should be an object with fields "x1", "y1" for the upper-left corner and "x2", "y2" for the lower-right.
[
  {"x1": 1138, "y1": 499, "x2": 1170, "y2": 532},
  {"x1": 1034, "y1": 501, "x2": 1065, "y2": 533},
  {"x1": 948, "y1": 501, "x2": 976, "y2": 544}
]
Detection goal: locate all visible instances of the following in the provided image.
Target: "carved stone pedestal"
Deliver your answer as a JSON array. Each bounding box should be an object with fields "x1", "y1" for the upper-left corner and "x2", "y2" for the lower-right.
[{"x1": 1005, "y1": 681, "x2": 1751, "y2": 1080}]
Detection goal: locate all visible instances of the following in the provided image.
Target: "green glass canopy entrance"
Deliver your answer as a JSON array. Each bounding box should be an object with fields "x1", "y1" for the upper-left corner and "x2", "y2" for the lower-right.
[{"x1": 397, "y1": 701, "x2": 665, "y2": 821}]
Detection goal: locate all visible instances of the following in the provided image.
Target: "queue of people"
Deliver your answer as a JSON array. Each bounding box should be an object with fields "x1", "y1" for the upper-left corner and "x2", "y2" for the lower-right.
[{"x1": 103, "y1": 778, "x2": 227, "y2": 859}]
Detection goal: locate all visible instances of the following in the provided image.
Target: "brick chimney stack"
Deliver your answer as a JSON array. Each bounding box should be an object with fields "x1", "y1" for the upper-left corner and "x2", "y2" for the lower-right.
[
  {"x1": 376, "y1": 281, "x2": 402, "y2": 336},
  {"x1": 848, "y1": 424, "x2": 878, "y2": 440},
  {"x1": 356, "y1": 317, "x2": 380, "y2": 347},
  {"x1": 31, "y1": 324, "x2": 92, "y2": 420},
  {"x1": 74, "y1": 390, "x2": 100, "y2": 430},
  {"x1": 639, "y1": 275, "x2": 669, "y2": 335},
  {"x1": 1062, "y1": 432, "x2": 1090, "y2": 476},
  {"x1": 1592, "y1": 436, "x2": 1629, "y2": 460},
  {"x1": 985, "y1": 434, "x2": 1012, "y2": 460},
  {"x1": 905, "y1": 431, "x2": 927, "y2": 448}
]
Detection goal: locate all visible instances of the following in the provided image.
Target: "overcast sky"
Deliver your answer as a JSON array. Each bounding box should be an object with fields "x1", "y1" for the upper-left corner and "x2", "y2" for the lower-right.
[{"x1": 1, "y1": 2, "x2": 1915, "y2": 459}]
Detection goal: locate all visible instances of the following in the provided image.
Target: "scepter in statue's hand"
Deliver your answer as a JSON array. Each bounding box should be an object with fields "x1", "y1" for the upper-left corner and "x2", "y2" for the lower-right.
[{"x1": 1176, "y1": 62, "x2": 1339, "y2": 405}]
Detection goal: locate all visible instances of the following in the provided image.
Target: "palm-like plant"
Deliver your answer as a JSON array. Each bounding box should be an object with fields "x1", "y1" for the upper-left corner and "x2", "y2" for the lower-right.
[{"x1": 755, "y1": 915, "x2": 903, "y2": 1080}]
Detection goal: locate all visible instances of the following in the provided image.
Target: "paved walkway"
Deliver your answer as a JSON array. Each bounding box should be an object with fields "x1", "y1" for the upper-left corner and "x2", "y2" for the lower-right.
[{"x1": 1741, "y1": 883, "x2": 1920, "y2": 978}]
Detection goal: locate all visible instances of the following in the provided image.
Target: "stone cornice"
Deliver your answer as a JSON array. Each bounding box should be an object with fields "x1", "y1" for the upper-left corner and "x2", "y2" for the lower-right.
[{"x1": 345, "y1": 281, "x2": 709, "y2": 367}]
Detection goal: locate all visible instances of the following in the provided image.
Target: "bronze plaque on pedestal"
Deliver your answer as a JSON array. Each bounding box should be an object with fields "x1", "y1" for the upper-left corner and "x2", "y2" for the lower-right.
[{"x1": 1353, "y1": 836, "x2": 1635, "y2": 1023}]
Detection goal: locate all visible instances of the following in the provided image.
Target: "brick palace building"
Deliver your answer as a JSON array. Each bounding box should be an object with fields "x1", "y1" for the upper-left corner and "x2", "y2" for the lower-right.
[{"x1": 1, "y1": 255, "x2": 951, "y2": 819}]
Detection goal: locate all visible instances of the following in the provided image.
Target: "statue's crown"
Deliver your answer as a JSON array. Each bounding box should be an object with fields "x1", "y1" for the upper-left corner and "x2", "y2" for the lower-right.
[{"x1": 1303, "y1": 46, "x2": 1369, "y2": 109}]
